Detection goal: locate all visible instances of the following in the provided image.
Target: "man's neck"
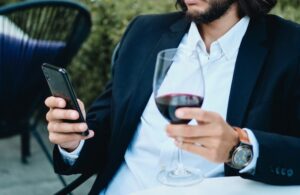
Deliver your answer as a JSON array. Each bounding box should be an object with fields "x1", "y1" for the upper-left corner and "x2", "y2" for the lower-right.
[{"x1": 198, "y1": 3, "x2": 241, "y2": 53}]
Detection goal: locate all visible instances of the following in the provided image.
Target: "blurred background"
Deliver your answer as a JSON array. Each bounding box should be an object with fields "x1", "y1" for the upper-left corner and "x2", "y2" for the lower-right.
[
  {"x1": 1, "y1": 0, "x2": 299, "y2": 106},
  {"x1": 0, "y1": 0, "x2": 299, "y2": 194}
]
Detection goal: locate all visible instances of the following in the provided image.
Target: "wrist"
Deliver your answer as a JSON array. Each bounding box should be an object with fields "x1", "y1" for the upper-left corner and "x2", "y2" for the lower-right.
[
  {"x1": 226, "y1": 127, "x2": 240, "y2": 162},
  {"x1": 233, "y1": 127, "x2": 250, "y2": 144},
  {"x1": 60, "y1": 141, "x2": 81, "y2": 152},
  {"x1": 227, "y1": 127, "x2": 253, "y2": 170}
]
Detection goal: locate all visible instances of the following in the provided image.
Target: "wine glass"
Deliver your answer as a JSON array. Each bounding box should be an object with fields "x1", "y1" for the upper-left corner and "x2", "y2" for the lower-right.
[{"x1": 153, "y1": 48, "x2": 205, "y2": 186}]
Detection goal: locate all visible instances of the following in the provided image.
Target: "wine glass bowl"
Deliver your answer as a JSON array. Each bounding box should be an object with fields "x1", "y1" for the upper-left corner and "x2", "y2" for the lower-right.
[
  {"x1": 153, "y1": 48, "x2": 205, "y2": 186},
  {"x1": 155, "y1": 93, "x2": 203, "y2": 124}
]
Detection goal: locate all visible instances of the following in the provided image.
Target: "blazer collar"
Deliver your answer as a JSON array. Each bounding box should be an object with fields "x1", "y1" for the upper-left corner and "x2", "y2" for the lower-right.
[
  {"x1": 113, "y1": 13, "x2": 190, "y2": 155},
  {"x1": 170, "y1": 13, "x2": 190, "y2": 32},
  {"x1": 226, "y1": 16, "x2": 269, "y2": 127}
]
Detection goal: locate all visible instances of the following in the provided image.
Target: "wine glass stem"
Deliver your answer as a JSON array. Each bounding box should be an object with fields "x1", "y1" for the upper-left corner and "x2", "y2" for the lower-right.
[
  {"x1": 173, "y1": 142, "x2": 188, "y2": 176},
  {"x1": 178, "y1": 148, "x2": 183, "y2": 169}
]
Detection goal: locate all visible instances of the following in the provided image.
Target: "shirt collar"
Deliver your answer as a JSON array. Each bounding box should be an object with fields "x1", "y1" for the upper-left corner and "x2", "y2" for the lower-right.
[
  {"x1": 217, "y1": 16, "x2": 250, "y2": 59},
  {"x1": 185, "y1": 16, "x2": 250, "y2": 60}
]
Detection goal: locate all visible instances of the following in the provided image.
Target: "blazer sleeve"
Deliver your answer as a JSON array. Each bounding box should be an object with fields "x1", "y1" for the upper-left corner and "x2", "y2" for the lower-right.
[
  {"x1": 53, "y1": 80, "x2": 113, "y2": 175},
  {"x1": 239, "y1": 56, "x2": 300, "y2": 185},
  {"x1": 52, "y1": 16, "x2": 141, "y2": 176}
]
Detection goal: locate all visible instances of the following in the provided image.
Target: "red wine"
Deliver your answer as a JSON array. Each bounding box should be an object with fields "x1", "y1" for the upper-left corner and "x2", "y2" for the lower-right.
[{"x1": 155, "y1": 94, "x2": 204, "y2": 124}]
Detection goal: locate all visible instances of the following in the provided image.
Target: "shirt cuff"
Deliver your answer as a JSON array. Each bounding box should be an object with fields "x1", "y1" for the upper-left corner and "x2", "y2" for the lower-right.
[
  {"x1": 239, "y1": 128, "x2": 259, "y2": 175},
  {"x1": 58, "y1": 140, "x2": 85, "y2": 166}
]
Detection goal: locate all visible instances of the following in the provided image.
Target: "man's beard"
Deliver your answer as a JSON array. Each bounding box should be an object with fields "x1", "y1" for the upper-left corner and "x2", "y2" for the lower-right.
[{"x1": 186, "y1": 0, "x2": 237, "y2": 24}]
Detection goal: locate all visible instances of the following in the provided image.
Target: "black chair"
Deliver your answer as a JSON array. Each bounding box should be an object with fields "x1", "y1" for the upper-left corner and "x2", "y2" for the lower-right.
[{"x1": 0, "y1": 0, "x2": 91, "y2": 190}]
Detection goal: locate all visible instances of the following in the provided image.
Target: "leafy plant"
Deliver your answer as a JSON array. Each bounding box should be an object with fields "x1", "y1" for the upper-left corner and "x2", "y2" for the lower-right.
[{"x1": 1, "y1": 0, "x2": 299, "y2": 106}]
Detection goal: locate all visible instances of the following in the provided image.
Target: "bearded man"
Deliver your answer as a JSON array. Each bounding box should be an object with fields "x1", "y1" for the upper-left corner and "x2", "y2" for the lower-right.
[{"x1": 45, "y1": 0, "x2": 300, "y2": 194}]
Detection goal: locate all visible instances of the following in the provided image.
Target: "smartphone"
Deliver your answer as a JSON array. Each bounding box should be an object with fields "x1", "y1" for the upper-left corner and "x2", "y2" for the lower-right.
[{"x1": 42, "y1": 63, "x2": 89, "y2": 136}]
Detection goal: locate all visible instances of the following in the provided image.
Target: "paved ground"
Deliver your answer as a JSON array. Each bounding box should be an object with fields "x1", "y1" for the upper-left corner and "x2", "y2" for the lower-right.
[{"x1": 0, "y1": 122, "x2": 96, "y2": 195}]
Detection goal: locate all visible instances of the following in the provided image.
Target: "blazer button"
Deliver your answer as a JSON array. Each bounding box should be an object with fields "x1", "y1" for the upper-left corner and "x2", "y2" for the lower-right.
[
  {"x1": 287, "y1": 169, "x2": 294, "y2": 177},
  {"x1": 281, "y1": 168, "x2": 286, "y2": 176},
  {"x1": 270, "y1": 166, "x2": 274, "y2": 173},
  {"x1": 275, "y1": 167, "x2": 281, "y2": 175}
]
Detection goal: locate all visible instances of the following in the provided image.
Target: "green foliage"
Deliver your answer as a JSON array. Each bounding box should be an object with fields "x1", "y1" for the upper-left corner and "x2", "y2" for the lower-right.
[
  {"x1": 69, "y1": 0, "x2": 175, "y2": 106},
  {"x1": 73, "y1": 0, "x2": 300, "y2": 106},
  {"x1": 1, "y1": 0, "x2": 299, "y2": 106},
  {"x1": 272, "y1": 0, "x2": 300, "y2": 22}
]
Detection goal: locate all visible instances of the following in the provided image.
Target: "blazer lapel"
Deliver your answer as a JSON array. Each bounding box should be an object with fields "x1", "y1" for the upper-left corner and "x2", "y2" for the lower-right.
[
  {"x1": 226, "y1": 17, "x2": 269, "y2": 127},
  {"x1": 116, "y1": 17, "x2": 190, "y2": 150}
]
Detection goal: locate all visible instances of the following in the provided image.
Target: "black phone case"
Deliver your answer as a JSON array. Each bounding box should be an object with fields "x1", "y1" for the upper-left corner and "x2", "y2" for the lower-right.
[{"x1": 42, "y1": 63, "x2": 89, "y2": 136}]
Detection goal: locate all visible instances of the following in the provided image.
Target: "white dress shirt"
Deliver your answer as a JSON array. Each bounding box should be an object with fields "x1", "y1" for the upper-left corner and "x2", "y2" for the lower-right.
[{"x1": 59, "y1": 16, "x2": 259, "y2": 195}]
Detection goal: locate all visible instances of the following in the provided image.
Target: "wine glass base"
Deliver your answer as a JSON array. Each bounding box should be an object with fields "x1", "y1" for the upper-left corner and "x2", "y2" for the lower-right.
[{"x1": 157, "y1": 167, "x2": 204, "y2": 187}]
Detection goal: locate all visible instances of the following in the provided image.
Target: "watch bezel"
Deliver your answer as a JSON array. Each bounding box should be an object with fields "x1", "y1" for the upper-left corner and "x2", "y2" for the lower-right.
[{"x1": 228, "y1": 143, "x2": 253, "y2": 170}]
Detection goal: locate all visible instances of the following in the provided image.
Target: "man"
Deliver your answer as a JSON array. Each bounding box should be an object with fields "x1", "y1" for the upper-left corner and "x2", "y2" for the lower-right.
[{"x1": 45, "y1": 0, "x2": 300, "y2": 194}]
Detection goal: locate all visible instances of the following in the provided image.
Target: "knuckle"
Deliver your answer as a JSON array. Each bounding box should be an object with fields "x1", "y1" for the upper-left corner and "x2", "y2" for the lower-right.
[
  {"x1": 45, "y1": 112, "x2": 51, "y2": 121},
  {"x1": 166, "y1": 125, "x2": 171, "y2": 132},
  {"x1": 215, "y1": 126, "x2": 224, "y2": 136},
  {"x1": 76, "y1": 124, "x2": 83, "y2": 132},
  {"x1": 52, "y1": 109, "x2": 60, "y2": 118},
  {"x1": 186, "y1": 128, "x2": 194, "y2": 137},
  {"x1": 215, "y1": 114, "x2": 223, "y2": 122},
  {"x1": 211, "y1": 151, "x2": 219, "y2": 162},
  {"x1": 197, "y1": 111, "x2": 205, "y2": 120},
  {"x1": 214, "y1": 139, "x2": 222, "y2": 150},
  {"x1": 214, "y1": 128, "x2": 221, "y2": 137},
  {"x1": 47, "y1": 123, "x2": 52, "y2": 131},
  {"x1": 44, "y1": 97, "x2": 51, "y2": 105},
  {"x1": 44, "y1": 98, "x2": 49, "y2": 106},
  {"x1": 48, "y1": 134, "x2": 57, "y2": 143},
  {"x1": 63, "y1": 111, "x2": 70, "y2": 119},
  {"x1": 52, "y1": 123, "x2": 58, "y2": 131}
]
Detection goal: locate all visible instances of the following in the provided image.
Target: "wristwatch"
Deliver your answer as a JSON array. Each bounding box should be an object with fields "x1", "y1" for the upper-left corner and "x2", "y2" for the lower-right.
[{"x1": 227, "y1": 127, "x2": 253, "y2": 170}]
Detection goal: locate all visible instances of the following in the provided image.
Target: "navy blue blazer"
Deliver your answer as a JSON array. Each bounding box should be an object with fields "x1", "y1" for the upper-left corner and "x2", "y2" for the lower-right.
[{"x1": 53, "y1": 12, "x2": 300, "y2": 194}]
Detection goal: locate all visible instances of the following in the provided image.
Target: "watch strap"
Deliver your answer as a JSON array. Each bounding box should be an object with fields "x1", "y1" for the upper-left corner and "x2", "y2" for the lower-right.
[{"x1": 233, "y1": 127, "x2": 250, "y2": 144}]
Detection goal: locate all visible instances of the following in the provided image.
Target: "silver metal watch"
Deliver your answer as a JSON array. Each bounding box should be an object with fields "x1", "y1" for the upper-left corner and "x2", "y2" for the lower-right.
[{"x1": 227, "y1": 142, "x2": 253, "y2": 170}]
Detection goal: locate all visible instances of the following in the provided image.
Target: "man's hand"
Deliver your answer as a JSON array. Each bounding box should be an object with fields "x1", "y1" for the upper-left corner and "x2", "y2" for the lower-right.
[
  {"x1": 45, "y1": 96, "x2": 94, "y2": 152},
  {"x1": 166, "y1": 108, "x2": 239, "y2": 163}
]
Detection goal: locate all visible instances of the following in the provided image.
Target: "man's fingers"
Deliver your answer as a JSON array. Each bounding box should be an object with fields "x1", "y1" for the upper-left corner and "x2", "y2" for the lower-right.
[
  {"x1": 46, "y1": 108, "x2": 79, "y2": 121},
  {"x1": 176, "y1": 141, "x2": 210, "y2": 157},
  {"x1": 175, "y1": 108, "x2": 220, "y2": 123},
  {"x1": 48, "y1": 122, "x2": 88, "y2": 133},
  {"x1": 177, "y1": 141, "x2": 227, "y2": 163},
  {"x1": 179, "y1": 137, "x2": 218, "y2": 149},
  {"x1": 45, "y1": 96, "x2": 66, "y2": 108},
  {"x1": 49, "y1": 130, "x2": 94, "y2": 145},
  {"x1": 166, "y1": 124, "x2": 210, "y2": 138}
]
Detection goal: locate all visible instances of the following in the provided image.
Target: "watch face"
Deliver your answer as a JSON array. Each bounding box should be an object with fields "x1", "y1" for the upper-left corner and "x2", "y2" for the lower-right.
[{"x1": 232, "y1": 145, "x2": 253, "y2": 169}]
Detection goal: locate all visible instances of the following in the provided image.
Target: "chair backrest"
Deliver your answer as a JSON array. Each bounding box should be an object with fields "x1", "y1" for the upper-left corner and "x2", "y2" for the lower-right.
[{"x1": 0, "y1": 0, "x2": 91, "y2": 136}]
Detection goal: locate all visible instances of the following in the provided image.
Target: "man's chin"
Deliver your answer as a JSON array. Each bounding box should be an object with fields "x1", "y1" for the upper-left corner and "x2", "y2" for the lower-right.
[{"x1": 186, "y1": 9, "x2": 204, "y2": 20}]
